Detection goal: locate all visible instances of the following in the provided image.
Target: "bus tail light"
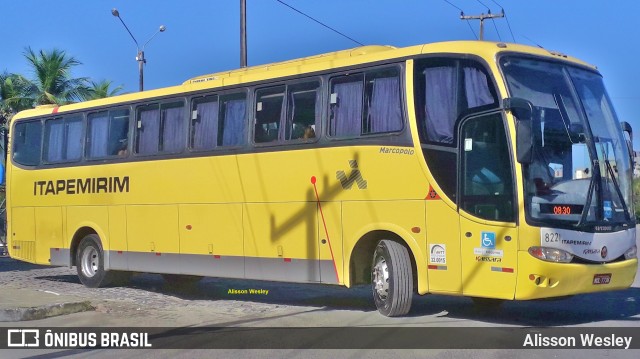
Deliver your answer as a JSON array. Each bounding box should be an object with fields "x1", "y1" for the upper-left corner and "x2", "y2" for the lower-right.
[
  {"x1": 624, "y1": 245, "x2": 637, "y2": 260},
  {"x1": 528, "y1": 246, "x2": 573, "y2": 263}
]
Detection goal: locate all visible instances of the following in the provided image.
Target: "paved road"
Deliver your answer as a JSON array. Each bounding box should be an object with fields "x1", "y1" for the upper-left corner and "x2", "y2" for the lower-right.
[{"x1": 0, "y1": 240, "x2": 638, "y2": 358}]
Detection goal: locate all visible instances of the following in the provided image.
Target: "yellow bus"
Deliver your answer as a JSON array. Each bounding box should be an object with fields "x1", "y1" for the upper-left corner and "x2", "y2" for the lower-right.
[{"x1": 6, "y1": 41, "x2": 638, "y2": 316}]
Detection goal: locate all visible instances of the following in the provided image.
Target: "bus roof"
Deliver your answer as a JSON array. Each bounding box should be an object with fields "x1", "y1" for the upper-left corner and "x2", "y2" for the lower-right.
[{"x1": 11, "y1": 40, "x2": 595, "y2": 122}]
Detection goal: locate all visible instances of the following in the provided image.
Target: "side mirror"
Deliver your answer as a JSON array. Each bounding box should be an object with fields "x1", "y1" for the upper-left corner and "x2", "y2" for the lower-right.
[
  {"x1": 621, "y1": 121, "x2": 633, "y2": 165},
  {"x1": 516, "y1": 119, "x2": 533, "y2": 164},
  {"x1": 503, "y1": 97, "x2": 533, "y2": 121},
  {"x1": 504, "y1": 98, "x2": 534, "y2": 164}
]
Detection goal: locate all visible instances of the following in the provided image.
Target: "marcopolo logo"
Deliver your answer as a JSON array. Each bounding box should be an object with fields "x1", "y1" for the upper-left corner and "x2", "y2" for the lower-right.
[{"x1": 7, "y1": 329, "x2": 40, "y2": 347}]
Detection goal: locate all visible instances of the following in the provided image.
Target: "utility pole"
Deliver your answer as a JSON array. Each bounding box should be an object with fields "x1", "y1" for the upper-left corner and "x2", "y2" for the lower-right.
[
  {"x1": 240, "y1": 0, "x2": 247, "y2": 68},
  {"x1": 460, "y1": 10, "x2": 504, "y2": 40}
]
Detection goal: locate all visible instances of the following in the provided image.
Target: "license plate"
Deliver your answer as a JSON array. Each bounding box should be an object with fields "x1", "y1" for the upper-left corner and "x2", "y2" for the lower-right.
[{"x1": 593, "y1": 274, "x2": 611, "y2": 285}]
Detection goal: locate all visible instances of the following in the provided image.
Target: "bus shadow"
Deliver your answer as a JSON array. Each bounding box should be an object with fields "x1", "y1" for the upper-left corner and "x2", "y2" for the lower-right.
[
  {"x1": 34, "y1": 270, "x2": 640, "y2": 325},
  {"x1": 34, "y1": 273, "x2": 378, "y2": 312},
  {"x1": 0, "y1": 256, "x2": 49, "y2": 272},
  {"x1": 409, "y1": 288, "x2": 640, "y2": 326}
]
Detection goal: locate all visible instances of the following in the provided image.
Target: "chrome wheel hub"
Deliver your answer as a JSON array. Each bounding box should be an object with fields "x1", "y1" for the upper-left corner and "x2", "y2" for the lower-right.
[
  {"x1": 80, "y1": 246, "x2": 98, "y2": 278},
  {"x1": 373, "y1": 255, "x2": 389, "y2": 299}
]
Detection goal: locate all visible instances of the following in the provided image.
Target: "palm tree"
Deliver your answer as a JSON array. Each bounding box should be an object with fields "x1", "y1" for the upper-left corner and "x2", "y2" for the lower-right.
[
  {"x1": 23, "y1": 47, "x2": 89, "y2": 106},
  {"x1": 83, "y1": 80, "x2": 124, "y2": 100},
  {"x1": 0, "y1": 72, "x2": 34, "y2": 127}
]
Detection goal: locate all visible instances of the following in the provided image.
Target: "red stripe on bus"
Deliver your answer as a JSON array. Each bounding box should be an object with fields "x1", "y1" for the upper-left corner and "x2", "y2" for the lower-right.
[
  {"x1": 312, "y1": 176, "x2": 340, "y2": 283},
  {"x1": 117, "y1": 251, "x2": 123, "y2": 254},
  {"x1": 428, "y1": 265, "x2": 438, "y2": 269},
  {"x1": 284, "y1": 258, "x2": 292, "y2": 262},
  {"x1": 155, "y1": 252, "x2": 161, "y2": 256},
  {"x1": 214, "y1": 255, "x2": 221, "y2": 259},
  {"x1": 502, "y1": 267, "x2": 514, "y2": 273}
]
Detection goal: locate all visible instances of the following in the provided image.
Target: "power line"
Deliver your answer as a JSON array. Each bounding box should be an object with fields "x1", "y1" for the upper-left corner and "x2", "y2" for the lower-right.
[
  {"x1": 488, "y1": 0, "x2": 516, "y2": 42},
  {"x1": 475, "y1": 0, "x2": 502, "y2": 41},
  {"x1": 274, "y1": 0, "x2": 364, "y2": 46},
  {"x1": 442, "y1": 0, "x2": 478, "y2": 39}
]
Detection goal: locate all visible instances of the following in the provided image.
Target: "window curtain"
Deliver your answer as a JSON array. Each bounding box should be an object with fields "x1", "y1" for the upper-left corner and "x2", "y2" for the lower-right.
[
  {"x1": 65, "y1": 120, "x2": 83, "y2": 160},
  {"x1": 88, "y1": 114, "x2": 109, "y2": 157},
  {"x1": 193, "y1": 100, "x2": 219, "y2": 150},
  {"x1": 161, "y1": 106, "x2": 184, "y2": 152},
  {"x1": 331, "y1": 81, "x2": 363, "y2": 137},
  {"x1": 369, "y1": 77, "x2": 402, "y2": 133},
  {"x1": 46, "y1": 121, "x2": 65, "y2": 162},
  {"x1": 424, "y1": 67, "x2": 457, "y2": 144},
  {"x1": 464, "y1": 67, "x2": 494, "y2": 108},
  {"x1": 138, "y1": 108, "x2": 160, "y2": 154},
  {"x1": 315, "y1": 89, "x2": 322, "y2": 126},
  {"x1": 222, "y1": 99, "x2": 246, "y2": 146}
]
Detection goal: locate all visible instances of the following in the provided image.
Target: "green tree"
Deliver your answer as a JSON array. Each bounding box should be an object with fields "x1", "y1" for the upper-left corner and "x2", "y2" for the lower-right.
[
  {"x1": 0, "y1": 72, "x2": 34, "y2": 127},
  {"x1": 83, "y1": 80, "x2": 123, "y2": 100},
  {"x1": 23, "y1": 47, "x2": 89, "y2": 105}
]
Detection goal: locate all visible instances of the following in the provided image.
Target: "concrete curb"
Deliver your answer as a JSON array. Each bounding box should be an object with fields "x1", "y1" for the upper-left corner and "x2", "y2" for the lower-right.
[{"x1": 0, "y1": 301, "x2": 94, "y2": 322}]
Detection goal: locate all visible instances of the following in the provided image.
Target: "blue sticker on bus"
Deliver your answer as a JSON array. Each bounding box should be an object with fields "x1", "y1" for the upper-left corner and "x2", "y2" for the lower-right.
[
  {"x1": 481, "y1": 232, "x2": 496, "y2": 249},
  {"x1": 603, "y1": 201, "x2": 612, "y2": 219}
]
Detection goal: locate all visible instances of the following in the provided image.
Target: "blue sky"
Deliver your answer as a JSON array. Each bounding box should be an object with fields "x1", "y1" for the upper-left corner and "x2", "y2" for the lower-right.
[{"x1": 2, "y1": 0, "x2": 639, "y2": 145}]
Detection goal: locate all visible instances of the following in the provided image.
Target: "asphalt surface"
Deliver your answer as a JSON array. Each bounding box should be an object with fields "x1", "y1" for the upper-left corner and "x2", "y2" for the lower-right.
[{"x1": 0, "y1": 240, "x2": 638, "y2": 358}]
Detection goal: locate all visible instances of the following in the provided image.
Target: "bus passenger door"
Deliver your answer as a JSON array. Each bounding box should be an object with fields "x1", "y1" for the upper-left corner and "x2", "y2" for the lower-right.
[{"x1": 458, "y1": 113, "x2": 518, "y2": 299}]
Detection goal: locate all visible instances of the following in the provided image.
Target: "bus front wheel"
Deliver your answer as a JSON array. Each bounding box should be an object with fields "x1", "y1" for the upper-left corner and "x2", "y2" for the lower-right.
[
  {"x1": 76, "y1": 234, "x2": 111, "y2": 288},
  {"x1": 371, "y1": 240, "x2": 413, "y2": 317}
]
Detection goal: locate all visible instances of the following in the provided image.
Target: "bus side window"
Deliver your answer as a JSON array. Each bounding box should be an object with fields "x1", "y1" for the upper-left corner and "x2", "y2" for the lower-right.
[
  {"x1": 44, "y1": 116, "x2": 82, "y2": 163},
  {"x1": 87, "y1": 109, "x2": 130, "y2": 158},
  {"x1": 136, "y1": 104, "x2": 161, "y2": 154},
  {"x1": 255, "y1": 86, "x2": 285, "y2": 143},
  {"x1": 286, "y1": 81, "x2": 320, "y2": 141},
  {"x1": 364, "y1": 68, "x2": 403, "y2": 134},
  {"x1": 329, "y1": 74, "x2": 364, "y2": 137},
  {"x1": 13, "y1": 121, "x2": 43, "y2": 166},
  {"x1": 110, "y1": 110, "x2": 130, "y2": 156},
  {"x1": 191, "y1": 95, "x2": 219, "y2": 151},
  {"x1": 219, "y1": 93, "x2": 247, "y2": 147}
]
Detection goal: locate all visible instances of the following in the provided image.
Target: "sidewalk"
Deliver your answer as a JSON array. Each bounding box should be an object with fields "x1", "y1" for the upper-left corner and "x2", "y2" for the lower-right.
[{"x1": 0, "y1": 287, "x2": 93, "y2": 322}]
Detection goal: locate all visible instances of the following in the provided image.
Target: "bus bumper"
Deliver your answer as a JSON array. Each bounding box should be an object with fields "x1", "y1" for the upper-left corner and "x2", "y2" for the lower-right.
[{"x1": 515, "y1": 251, "x2": 638, "y2": 300}]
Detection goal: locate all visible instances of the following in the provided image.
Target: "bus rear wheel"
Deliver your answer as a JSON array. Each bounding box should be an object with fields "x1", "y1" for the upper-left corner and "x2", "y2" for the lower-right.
[
  {"x1": 76, "y1": 234, "x2": 112, "y2": 288},
  {"x1": 371, "y1": 240, "x2": 413, "y2": 317}
]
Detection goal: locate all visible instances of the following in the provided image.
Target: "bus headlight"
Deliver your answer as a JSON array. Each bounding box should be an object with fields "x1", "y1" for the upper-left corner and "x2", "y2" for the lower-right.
[
  {"x1": 528, "y1": 246, "x2": 573, "y2": 263},
  {"x1": 624, "y1": 245, "x2": 637, "y2": 260}
]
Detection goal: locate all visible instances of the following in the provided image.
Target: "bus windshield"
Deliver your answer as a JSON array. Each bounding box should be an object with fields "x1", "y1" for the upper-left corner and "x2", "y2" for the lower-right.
[{"x1": 501, "y1": 56, "x2": 633, "y2": 227}]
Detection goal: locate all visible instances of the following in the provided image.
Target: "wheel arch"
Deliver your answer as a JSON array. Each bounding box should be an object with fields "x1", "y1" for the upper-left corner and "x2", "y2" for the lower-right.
[
  {"x1": 346, "y1": 224, "x2": 427, "y2": 294},
  {"x1": 69, "y1": 225, "x2": 108, "y2": 268}
]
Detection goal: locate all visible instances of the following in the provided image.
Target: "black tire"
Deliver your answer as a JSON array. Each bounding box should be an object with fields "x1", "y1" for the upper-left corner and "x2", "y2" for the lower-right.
[
  {"x1": 371, "y1": 240, "x2": 413, "y2": 317},
  {"x1": 162, "y1": 274, "x2": 203, "y2": 287},
  {"x1": 76, "y1": 234, "x2": 112, "y2": 288}
]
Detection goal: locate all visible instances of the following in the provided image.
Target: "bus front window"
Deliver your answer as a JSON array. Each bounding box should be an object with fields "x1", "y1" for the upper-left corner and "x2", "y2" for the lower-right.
[{"x1": 501, "y1": 57, "x2": 633, "y2": 227}]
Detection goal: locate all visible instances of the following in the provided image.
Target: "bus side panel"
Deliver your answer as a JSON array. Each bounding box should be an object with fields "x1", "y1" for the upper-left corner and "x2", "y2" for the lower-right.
[
  {"x1": 65, "y1": 206, "x2": 110, "y2": 268},
  {"x1": 126, "y1": 205, "x2": 179, "y2": 273},
  {"x1": 317, "y1": 201, "x2": 343, "y2": 285},
  {"x1": 108, "y1": 206, "x2": 128, "y2": 270},
  {"x1": 9, "y1": 207, "x2": 36, "y2": 263},
  {"x1": 243, "y1": 202, "x2": 320, "y2": 283},
  {"x1": 342, "y1": 200, "x2": 427, "y2": 294},
  {"x1": 178, "y1": 203, "x2": 244, "y2": 278},
  {"x1": 34, "y1": 207, "x2": 63, "y2": 265},
  {"x1": 425, "y1": 200, "x2": 462, "y2": 294}
]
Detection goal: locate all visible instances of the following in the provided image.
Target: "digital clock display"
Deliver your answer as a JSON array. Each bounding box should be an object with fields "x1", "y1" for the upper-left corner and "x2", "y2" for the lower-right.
[{"x1": 539, "y1": 204, "x2": 584, "y2": 215}]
